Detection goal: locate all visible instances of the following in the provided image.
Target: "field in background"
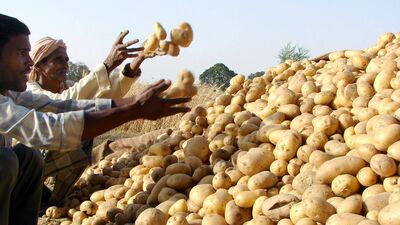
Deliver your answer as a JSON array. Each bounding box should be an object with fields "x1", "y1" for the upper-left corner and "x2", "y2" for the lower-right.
[{"x1": 93, "y1": 82, "x2": 223, "y2": 146}]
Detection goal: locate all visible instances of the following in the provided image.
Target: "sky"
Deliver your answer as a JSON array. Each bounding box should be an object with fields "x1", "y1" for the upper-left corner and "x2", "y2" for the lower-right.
[{"x1": 2, "y1": 1, "x2": 400, "y2": 82}]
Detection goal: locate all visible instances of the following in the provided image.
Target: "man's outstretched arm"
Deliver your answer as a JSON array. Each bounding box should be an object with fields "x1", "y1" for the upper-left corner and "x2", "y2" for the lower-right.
[{"x1": 81, "y1": 79, "x2": 190, "y2": 140}]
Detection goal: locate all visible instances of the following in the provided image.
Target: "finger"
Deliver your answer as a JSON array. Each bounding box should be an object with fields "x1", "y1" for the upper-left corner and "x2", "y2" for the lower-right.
[
  {"x1": 115, "y1": 30, "x2": 129, "y2": 44},
  {"x1": 124, "y1": 53, "x2": 139, "y2": 58},
  {"x1": 164, "y1": 107, "x2": 191, "y2": 116},
  {"x1": 120, "y1": 47, "x2": 145, "y2": 52},
  {"x1": 122, "y1": 39, "x2": 140, "y2": 47},
  {"x1": 151, "y1": 80, "x2": 172, "y2": 95},
  {"x1": 142, "y1": 79, "x2": 165, "y2": 92},
  {"x1": 163, "y1": 97, "x2": 192, "y2": 106}
]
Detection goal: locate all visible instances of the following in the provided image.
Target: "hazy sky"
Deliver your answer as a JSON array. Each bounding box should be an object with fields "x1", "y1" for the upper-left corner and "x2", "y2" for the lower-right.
[{"x1": 2, "y1": 1, "x2": 400, "y2": 82}]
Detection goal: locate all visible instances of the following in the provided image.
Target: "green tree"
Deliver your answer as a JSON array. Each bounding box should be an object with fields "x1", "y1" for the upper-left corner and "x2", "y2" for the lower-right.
[
  {"x1": 199, "y1": 63, "x2": 236, "y2": 89},
  {"x1": 278, "y1": 42, "x2": 310, "y2": 63},
  {"x1": 67, "y1": 61, "x2": 90, "y2": 81},
  {"x1": 248, "y1": 71, "x2": 264, "y2": 80}
]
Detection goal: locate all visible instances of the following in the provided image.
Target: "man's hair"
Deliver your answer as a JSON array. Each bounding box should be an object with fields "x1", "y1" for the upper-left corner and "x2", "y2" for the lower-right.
[{"x1": 0, "y1": 14, "x2": 30, "y2": 55}]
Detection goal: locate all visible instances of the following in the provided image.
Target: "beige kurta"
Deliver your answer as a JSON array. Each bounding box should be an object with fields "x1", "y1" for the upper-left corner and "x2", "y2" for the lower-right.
[{"x1": 26, "y1": 63, "x2": 138, "y2": 100}]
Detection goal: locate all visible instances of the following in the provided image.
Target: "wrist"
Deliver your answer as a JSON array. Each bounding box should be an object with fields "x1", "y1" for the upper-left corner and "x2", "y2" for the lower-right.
[
  {"x1": 122, "y1": 63, "x2": 142, "y2": 78},
  {"x1": 103, "y1": 61, "x2": 114, "y2": 74}
]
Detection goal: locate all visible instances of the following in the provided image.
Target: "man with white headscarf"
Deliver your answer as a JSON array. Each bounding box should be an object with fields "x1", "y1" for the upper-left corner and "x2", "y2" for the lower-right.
[
  {"x1": 28, "y1": 31, "x2": 150, "y2": 99},
  {"x1": 26, "y1": 32, "x2": 159, "y2": 209}
]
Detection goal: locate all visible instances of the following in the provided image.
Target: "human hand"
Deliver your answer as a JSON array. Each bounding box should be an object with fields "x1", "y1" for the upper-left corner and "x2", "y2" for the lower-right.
[
  {"x1": 103, "y1": 30, "x2": 144, "y2": 74},
  {"x1": 130, "y1": 79, "x2": 191, "y2": 120}
]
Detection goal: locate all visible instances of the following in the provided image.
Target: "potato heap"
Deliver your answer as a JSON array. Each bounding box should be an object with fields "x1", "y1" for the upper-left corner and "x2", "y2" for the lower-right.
[
  {"x1": 47, "y1": 32, "x2": 400, "y2": 225},
  {"x1": 144, "y1": 22, "x2": 193, "y2": 57}
]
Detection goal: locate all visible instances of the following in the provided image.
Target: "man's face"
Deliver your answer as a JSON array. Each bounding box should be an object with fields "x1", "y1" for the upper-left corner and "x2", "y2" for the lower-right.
[
  {"x1": 38, "y1": 47, "x2": 69, "y2": 83},
  {"x1": 0, "y1": 35, "x2": 33, "y2": 92}
]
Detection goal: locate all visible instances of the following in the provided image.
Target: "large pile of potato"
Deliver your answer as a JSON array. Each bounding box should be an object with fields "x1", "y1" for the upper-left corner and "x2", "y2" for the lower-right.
[{"x1": 47, "y1": 32, "x2": 400, "y2": 225}]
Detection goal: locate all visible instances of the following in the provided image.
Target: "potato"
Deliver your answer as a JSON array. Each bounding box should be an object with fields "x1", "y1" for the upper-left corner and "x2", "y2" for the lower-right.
[
  {"x1": 383, "y1": 176, "x2": 400, "y2": 192},
  {"x1": 331, "y1": 174, "x2": 360, "y2": 197},
  {"x1": 45, "y1": 206, "x2": 65, "y2": 219},
  {"x1": 364, "y1": 192, "x2": 391, "y2": 213},
  {"x1": 167, "y1": 174, "x2": 192, "y2": 190},
  {"x1": 373, "y1": 124, "x2": 400, "y2": 151},
  {"x1": 326, "y1": 213, "x2": 366, "y2": 225},
  {"x1": 273, "y1": 131, "x2": 302, "y2": 161},
  {"x1": 354, "y1": 144, "x2": 378, "y2": 163},
  {"x1": 225, "y1": 200, "x2": 252, "y2": 225},
  {"x1": 262, "y1": 194, "x2": 300, "y2": 222},
  {"x1": 141, "y1": 155, "x2": 164, "y2": 168},
  {"x1": 306, "y1": 132, "x2": 328, "y2": 149},
  {"x1": 303, "y1": 197, "x2": 336, "y2": 224},
  {"x1": 302, "y1": 184, "x2": 334, "y2": 200},
  {"x1": 295, "y1": 218, "x2": 317, "y2": 225},
  {"x1": 374, "y1": 70, "x2": 395, "y2": 92},
  {"x1": 212, "y1": 172, "x2": 232, "y2": 189},
  {"x1": 248, "y1": 171, "x2": 278, "y2": 190},
  {"x1": 243, "y1": 216, "x2": 274, "y2": 225},
  {"x1": 287, "y1": 159, "x2": 302, "y2": 177},
  {"x1": 202, "y1": 214, "x2": 227, "y2": 225},
  {"x1": 314, "y1": 91, "x2": 335, "y2": 105},
  {"x1": 289, "y1": 202, "x2": 306, "y2": 224},
  {"x1": 256, "y1": 124, "x2": 287, "y2": 143},
  {"x1": 358, "y1": 220, "x2": 380, "y2": 225},
  {"x1": 370, "y1": 154, "x2": 397, "y2": 177},
  {"x1": 388, "y1": 141, "x2": 400, "y2": 161},
  {"x1": 356, "y1": 167, "x2": 377, "y2": 187},
  {"x1": 301, "y1": 80, "x2": 319, "y2": 95},
  {"x1": 203, "y1": 189, "x2": 233, "y2": 215},
  {"x1": 178, "y1": 22, "x2": 193, "y2": 48},
  {"x1": 183, "y1": 136, "x2": 210, "y2": 162},
  {"x1": 153, "y1": 22, "x2": 167, "y2": 40},
  {"x1": 192, "y1": 165, "x2": 212, "y2": 183},
  {"x1": 136, "y1": 208, "x2": 167, "y2": 225},
  {"x1": 235, "y1": 189, "x2": 267, "y2": 208},
  {"x1": 144, "y1": 34, "x2": 159, "y2": 52},
  {"x1": 147, "y1": 175, "x2": 170, "y2": 206},
  {"x1": 276, "y1": 218, "x2": 294, "y2": 225},
  {"x1": 239, "y1": 123, "x2": 259, "y2": 136},
  {"x1": 315, "y1": 156, "x2": 366, "y2": 184},
  {"x1": 312, "y1": 105, "x2": 333, "y2": 116},
  {"x1": 237, "y1": 147, "x2": 274, "y2": 176},
  {"x1": 296, "y1": 145, "x2": 316, "y2": 162},
  {"x1": 292, "y1": 170, "x2": 315, "y2": 194},
  {"x1": 266, "y1": 160, "x2": 286, "y2": 177},
  {"x1": 309, "y1": 150, "x2": 333, "y2": 169},
  {"x1": 158, "y1": 187, "x2": 177, "y2": 203},
  {"x1": 166, "y1": 163, "x2": 192, "y2": 176},
  {"x1": 336, "y1": 194, "x2": 363, "y2": 214},
  {"x1": 378, "y1": 200, "x2": 400, "y2": 225},
  {"x1": 252, "y1": 195, "x2": 268, "y2": 218},
  {"x1": 168, "y1": 199, "x2": 188, "y2": 216},
  {"x1": 167, "y1": 214, "x2": 189, "y2": 225},
  {"x1": 324, "y1": 140, "x2": 350, "y2": 156},
  {"x1": 79, "y1": 201, "x2": 98, "y2": 216}
]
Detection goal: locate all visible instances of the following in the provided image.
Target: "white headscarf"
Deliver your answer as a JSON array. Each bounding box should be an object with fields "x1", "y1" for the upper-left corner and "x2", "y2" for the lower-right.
[{"x1": 29, "y1": 37, "x2": 67, "y2": 81}]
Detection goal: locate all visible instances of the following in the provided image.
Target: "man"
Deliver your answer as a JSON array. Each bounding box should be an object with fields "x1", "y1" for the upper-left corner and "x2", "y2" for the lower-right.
[
  {"x1": 27, "y1": 33, "x2": 159, "y2": 208},
  {"x1": 0, "y1": 14, "x2": 190, "y2": 225},
  {"x1": 28, "y1": 32, "x2": 155, "y2": 99}
]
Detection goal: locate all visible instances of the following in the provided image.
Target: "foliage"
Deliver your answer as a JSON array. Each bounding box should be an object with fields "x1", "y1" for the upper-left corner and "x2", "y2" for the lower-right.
[
  {"x1": 67, "y1": 61, "x2": 90, "y2": 81},
  {"x1": 199, "y1": 63, "x2": 236, "y2": 89},
  {"x1": 248, "y1": 71, "x2": 265, "y2": 80},
  {"x1": 278, "y1": 42, "x2": 310, "y2": 63}
]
